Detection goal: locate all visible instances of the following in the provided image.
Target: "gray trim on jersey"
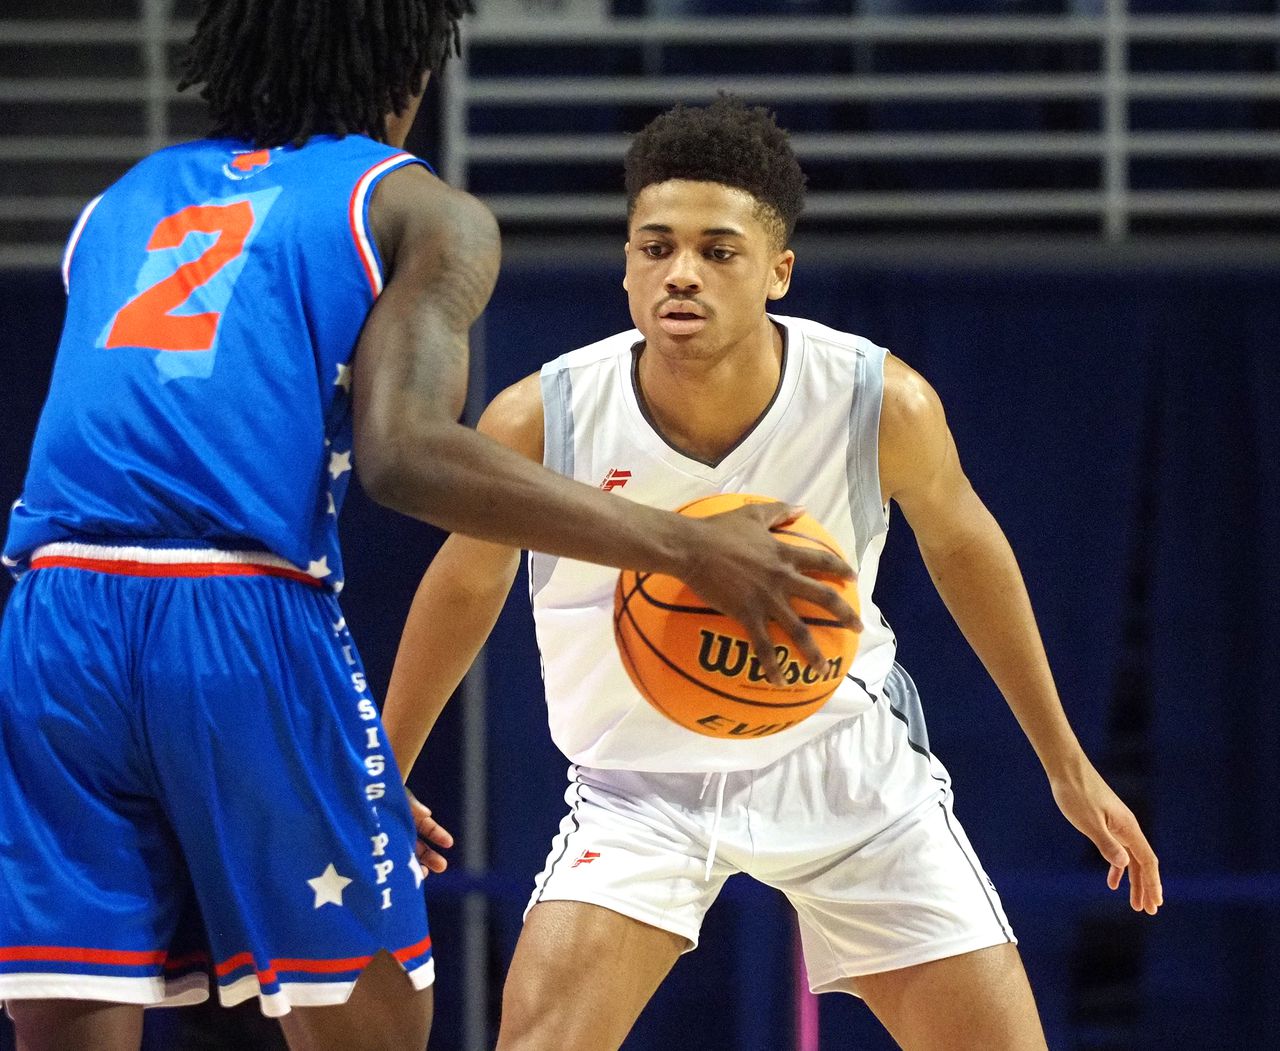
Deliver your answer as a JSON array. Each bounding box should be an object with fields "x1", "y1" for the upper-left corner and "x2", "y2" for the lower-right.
[
  {"x1": 845, "y1": 341, "x2": 888, "y2": 566},
  {"x1": 884, "y1": 666, "x2": 1011, "y2": 940},
  {"x1": 530, "y1": 367, "x2": 576, "y2": 599},
  {"x1": 884, "y1": 662, "x2": 931, "y2": 756}
]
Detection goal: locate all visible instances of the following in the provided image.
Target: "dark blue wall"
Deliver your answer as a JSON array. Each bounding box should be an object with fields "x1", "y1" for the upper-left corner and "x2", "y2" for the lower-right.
[{"x1": 2, "y1": 250, "x2": 1277, "y2": 1050}]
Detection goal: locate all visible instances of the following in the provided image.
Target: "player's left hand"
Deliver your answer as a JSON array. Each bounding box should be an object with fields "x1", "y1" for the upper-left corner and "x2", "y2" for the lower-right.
[
  {"x1": 1050, "y1": 761, "x2": 1162, "y2": 915},
  {"x1": 407, "y1": 789, "x2": 454, "y2": 875}
]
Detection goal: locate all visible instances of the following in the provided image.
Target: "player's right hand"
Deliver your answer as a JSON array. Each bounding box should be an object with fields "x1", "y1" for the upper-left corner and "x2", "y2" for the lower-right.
[
  {"x1": 679, "y1": 501, "x2": 861, "y2": 686},
  {"x1": 406, "y1": 789, "x2": 454, "y2": 876}
]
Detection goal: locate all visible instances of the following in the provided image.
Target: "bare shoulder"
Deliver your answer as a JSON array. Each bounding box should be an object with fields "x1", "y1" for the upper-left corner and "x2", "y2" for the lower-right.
[
  {"x1": 477, "y1": 372, "x2": 545, "y2": 462},
  {"x1": 879, "y1": 353, "x2": 950, "y2": 500},
  {"x1": 368, "y1": 162, "x2": 500, "y2": 286},
  {"x1": 882, "y1": 353, "x2": 943, "y2": 431}
]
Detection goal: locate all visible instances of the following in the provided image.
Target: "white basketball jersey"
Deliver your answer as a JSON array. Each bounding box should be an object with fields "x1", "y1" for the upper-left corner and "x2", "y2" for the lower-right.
[{"x1": 531, "y1": 314, "x2": 898, "y2": 773}]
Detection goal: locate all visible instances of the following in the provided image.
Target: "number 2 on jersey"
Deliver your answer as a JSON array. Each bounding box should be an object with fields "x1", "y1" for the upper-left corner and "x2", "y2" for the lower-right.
[{"x1": 106, "y1": 201, "x2": 255, "y2": 353}]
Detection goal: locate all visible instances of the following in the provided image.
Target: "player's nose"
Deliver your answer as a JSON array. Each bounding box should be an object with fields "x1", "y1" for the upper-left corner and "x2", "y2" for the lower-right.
[{"x1": 663, "y1": 249, "x2": 702, "y2": 293}]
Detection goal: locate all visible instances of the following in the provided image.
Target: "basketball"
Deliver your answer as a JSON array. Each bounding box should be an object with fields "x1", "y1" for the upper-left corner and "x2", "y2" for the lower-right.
[{"x1": 613, "y1": 493, "x2": 861, "y2": 739}]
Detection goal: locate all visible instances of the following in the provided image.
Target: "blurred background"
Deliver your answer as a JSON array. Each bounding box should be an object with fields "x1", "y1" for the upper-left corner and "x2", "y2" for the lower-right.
[{"x1": 2, "y1": 1, "x2": 1278, "y2": 1048}]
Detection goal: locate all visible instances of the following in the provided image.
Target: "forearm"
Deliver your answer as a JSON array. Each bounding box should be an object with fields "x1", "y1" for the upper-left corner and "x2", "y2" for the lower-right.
[
  {"x1": 362, "y1": 417, "x2": 695, "y2": 575},
  {"x1": 918, "y1": 505, "x2": 1087, "y2": 779},
  {"x1": 382, "y1": 539, "x2": 518, "y2": 778}
]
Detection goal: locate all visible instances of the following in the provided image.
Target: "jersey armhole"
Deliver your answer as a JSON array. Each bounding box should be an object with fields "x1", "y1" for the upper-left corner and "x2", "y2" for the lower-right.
[
  {"x1": 61, "y1": 194, "x2": 104, "y2": 294},
  {"x1": 348, "y1": 153, "x2": 431, "y2": 298}
]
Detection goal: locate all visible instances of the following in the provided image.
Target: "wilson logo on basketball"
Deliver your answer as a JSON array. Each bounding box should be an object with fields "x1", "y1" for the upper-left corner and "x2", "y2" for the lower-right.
[
  {"x1": 697, "y1": 631, "x2": 843, "y2": 687},
  {"x1": 612, "y1": 493, "x2": 863, "y2": 741}
]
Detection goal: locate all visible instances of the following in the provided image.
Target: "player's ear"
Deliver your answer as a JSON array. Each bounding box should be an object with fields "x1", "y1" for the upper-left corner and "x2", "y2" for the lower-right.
[
  {"x1": 622, "y1": 242, "x2": 630, "y2": 292},
  {"x1": 767, "y1": 249, "x2": 795, "y2": 301}
]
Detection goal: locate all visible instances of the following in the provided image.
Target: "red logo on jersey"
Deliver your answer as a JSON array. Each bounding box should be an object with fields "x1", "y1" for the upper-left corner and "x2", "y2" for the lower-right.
[
  {"x1": 600, "y1": 469, "x2": 631, "y2": 492},
  {"x1": 231, "y1": 150, "x2": 271, "y2": 173},
  {"x1": 571, "y1": 850, "x2": 602, "y2": 868}
]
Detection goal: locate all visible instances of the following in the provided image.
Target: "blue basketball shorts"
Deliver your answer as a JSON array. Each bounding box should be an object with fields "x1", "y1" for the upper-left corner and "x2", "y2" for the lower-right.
[{"x1": 0, "y1": 548, "x2": 431, "y2": 1017}]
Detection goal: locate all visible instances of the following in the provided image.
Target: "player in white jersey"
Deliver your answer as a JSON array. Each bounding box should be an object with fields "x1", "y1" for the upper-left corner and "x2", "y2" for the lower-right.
[{"x1": 381, "y1": 96, "x2": 1162, "y2": 1050}]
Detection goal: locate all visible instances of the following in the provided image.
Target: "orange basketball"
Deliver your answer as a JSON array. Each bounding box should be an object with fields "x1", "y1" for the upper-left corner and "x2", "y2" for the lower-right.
[{"x1": 613, "y1": 493, "x2": 861, "y2": 739}]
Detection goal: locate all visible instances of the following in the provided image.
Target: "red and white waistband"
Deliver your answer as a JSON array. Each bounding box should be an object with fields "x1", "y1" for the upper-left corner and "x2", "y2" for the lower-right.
[{"x1": 28, "y1": 543, "x2": 324, "y2": 588}]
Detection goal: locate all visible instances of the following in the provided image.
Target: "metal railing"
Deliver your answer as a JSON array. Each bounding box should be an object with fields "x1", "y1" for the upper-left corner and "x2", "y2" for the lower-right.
[
  {"x1": 3, "y1": 5, "x2": 1280, "y2": 267},
  {"x1": 446, "y1": 7, "x2": 1280, "y2": 240}
]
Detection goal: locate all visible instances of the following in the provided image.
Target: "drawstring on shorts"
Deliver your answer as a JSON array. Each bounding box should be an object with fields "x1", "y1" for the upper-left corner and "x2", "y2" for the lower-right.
[{"x1": 698, "y1": 771, "x2": 728, "y2": 882}]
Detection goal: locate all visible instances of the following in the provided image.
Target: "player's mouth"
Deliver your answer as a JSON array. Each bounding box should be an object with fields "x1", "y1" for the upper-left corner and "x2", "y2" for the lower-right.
[{"x1": 657, "y1": 301, "x2": 709, "y2": 336}]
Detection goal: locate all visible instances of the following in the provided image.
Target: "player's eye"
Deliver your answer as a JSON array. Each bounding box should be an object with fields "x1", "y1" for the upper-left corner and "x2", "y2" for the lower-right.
[
  {"x1": 708, "y1": 247, "x2": 735, "y2": 261},
  {"x1": 640, "y1": 243, "x2": 670, "y2": 258}
]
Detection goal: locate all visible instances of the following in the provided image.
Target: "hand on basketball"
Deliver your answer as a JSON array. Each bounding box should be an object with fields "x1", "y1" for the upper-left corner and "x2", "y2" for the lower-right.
[
  {"x1": 406, "y1": 789, "x2": 454, "y2": 875},
  {"x1": 1050, "y1": 763, "x2": 1162, "y2": 915},
  {"x1": 681, "y1": 501, "x2": 862, "y2": 686}
]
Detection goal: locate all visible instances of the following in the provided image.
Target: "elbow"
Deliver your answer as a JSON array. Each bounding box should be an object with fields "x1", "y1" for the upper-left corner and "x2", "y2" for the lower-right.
[
  {"x1": 356, "y1": 447, "x2": 417, "y2": 514},
  {"x1": 354, "y1": 423, "x2": 449, "y2": 517}
]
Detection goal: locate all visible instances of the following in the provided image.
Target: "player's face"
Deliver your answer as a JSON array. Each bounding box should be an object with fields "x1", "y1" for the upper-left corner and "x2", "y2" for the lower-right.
[{"x1": 623, "y1": 180, "x2": 794, "y2": 362}]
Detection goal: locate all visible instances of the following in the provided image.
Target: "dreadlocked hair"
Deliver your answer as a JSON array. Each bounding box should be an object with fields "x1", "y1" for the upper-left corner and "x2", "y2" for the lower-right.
[
  {"x1": 179, "y1": 0, "x2": 473, "y2": 147},
  {"x1": 624, "y1": 94, "x2": 806, "y2": 247}
]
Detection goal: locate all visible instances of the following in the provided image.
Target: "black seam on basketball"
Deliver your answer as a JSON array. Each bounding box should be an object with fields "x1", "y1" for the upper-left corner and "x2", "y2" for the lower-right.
[
  {"x1": 617, "y1": 602, "x2": 656, "y2": 703},
  {"x1": 769, "y1": 527, "x2": 843, "y2": 559},
  {"x1": 633, "y1": 576, "x2": 853, "y2": 632},
  {"x1": 620, "y1": 605, "x2": 838, "y2": 710},
  {"x1": 634, "y1": 573, "x2": 721, "y2": 616},
  {"x1": 614, "y1": 572, "x2": 644, "y2": 632},
  {"x1": 617, "y1": 599, "x2": 688, "y2": 725}
]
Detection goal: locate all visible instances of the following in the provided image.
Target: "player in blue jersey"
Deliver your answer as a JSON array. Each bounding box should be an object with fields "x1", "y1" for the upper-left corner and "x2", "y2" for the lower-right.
[{"x1": 0, "y1": 5, "x2": 858, "y2": 1051}]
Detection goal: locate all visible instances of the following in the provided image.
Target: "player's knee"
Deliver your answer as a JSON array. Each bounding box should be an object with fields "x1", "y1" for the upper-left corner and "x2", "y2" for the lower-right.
[{"x1": 496, "y1": 954, "x2": 582, "y2": 1050}]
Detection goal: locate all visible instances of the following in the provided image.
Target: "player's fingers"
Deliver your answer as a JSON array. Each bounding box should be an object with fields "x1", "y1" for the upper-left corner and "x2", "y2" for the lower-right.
[
  {"x1": 1095, "y1": 829, "x2": 1131, "y2": 885},
  {"x1": 1108, "y1": 862, "x2": 1124, "y2": 892},
  {"x1": 1122, "y1": 828, "x2": 1162, "y2": 914},
  {"x1": 415, "y1": 841, "x2": 449, "y2": 875},
  {"x1": 751, "y1": 501, "x2": 805, "y2": 531},
  {"x1": 770, "y1": 603, "x2": 825, "y2": 671},
  {"x1": 785, "y1": 573, "x2": 864, "y2": 634},
  {"x1": 1130, "y1": 859, "x2": 1160, "y2": 914},
  {"x1": 744, "y1": 620, "x2": 785, "y2": 686},
  {"x1": 422, "y1": 817, "x2": 455, "y2": 849},
  {"x1": 412, "y1": 803, "x2": 455, "y2": 849},
  {"x1": 783, "y1": 543, "x2": 855, "y2": 582}
]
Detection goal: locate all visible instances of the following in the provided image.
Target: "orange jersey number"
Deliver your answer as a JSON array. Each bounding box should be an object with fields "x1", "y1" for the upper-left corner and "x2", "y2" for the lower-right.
[{"x1": 106, "y1": 201, "x2": 255, "y2": 353}]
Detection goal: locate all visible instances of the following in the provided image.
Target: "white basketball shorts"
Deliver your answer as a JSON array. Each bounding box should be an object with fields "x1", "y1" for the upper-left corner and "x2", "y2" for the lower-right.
[{"x1": 527, "y1": 664, "x2": 1016, "y2": 993}]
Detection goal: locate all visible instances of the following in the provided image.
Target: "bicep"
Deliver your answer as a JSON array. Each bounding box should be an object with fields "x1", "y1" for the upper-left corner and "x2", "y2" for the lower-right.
[
  {"x1": 354, "y1": 172, "x2": 501, "y2": 438},
  {"x1": 880, "y1": 358, "x2": 990, "y2": 556}
]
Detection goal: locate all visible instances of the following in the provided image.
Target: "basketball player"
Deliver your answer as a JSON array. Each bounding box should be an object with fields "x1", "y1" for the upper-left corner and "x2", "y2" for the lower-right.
[
  {"x1": 381, "y1": 96, "x2": 1163, "y2": 1050},
  {"x1": 0, "y1": 11, "x2": 858, "y2": 1051}
]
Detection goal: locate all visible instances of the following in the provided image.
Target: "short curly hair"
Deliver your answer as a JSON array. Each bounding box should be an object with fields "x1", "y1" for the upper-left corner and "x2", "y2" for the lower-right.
[{"x1": 624, "y1": 95, "x2": 806, "y2": 247}]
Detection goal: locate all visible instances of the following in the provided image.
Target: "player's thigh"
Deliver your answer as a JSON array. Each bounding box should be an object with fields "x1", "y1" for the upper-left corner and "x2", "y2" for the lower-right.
[
  {"x1": 497, "y1": 901, "x2": 687, "y2": 1051},
  {"x1": 277, "y1": 950, "x2": 432, "y2": 1051},
  {"x1": 8, "y1": 999, "x2": 143, "y2": 1051},
  {"x1": 843, "y1": 943, "x2": 1046, "y2": 1051}
]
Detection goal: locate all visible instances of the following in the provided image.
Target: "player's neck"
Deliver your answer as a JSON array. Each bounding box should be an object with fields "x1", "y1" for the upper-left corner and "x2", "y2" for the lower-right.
[{"x1": 635, "y1": 321, "x2": 784, "y2": 464}]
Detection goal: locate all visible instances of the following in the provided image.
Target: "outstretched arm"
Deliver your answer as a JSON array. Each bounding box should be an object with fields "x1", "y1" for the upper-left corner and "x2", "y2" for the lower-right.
[
  {"x1": 880, "y1": 355, "x2": 1162, "y2": 915},
  {"x1": 381, "y1": 374, "x2": 541, "y2": 785},
  {"x1": 353, "y1": 165, "x2": 857, "y2": 682},
  {"x1": 380, "y1": 379, "x2": 535, "y2": 877}
]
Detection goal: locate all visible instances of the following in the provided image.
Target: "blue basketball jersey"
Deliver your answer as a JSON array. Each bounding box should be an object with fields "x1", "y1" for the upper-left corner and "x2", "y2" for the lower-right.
[{"x1": 3, "y1": 136, "x2": 427, "y2": 591}]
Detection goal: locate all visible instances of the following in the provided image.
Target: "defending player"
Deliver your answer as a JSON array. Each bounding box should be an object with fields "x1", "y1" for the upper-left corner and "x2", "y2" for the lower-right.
[
  {"x1": 0, "y1": 11, "x2": 858, "y2": 1051},
  {"x1": 381, "y1": 96, "x2": 1163, "y2": 1050}
]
